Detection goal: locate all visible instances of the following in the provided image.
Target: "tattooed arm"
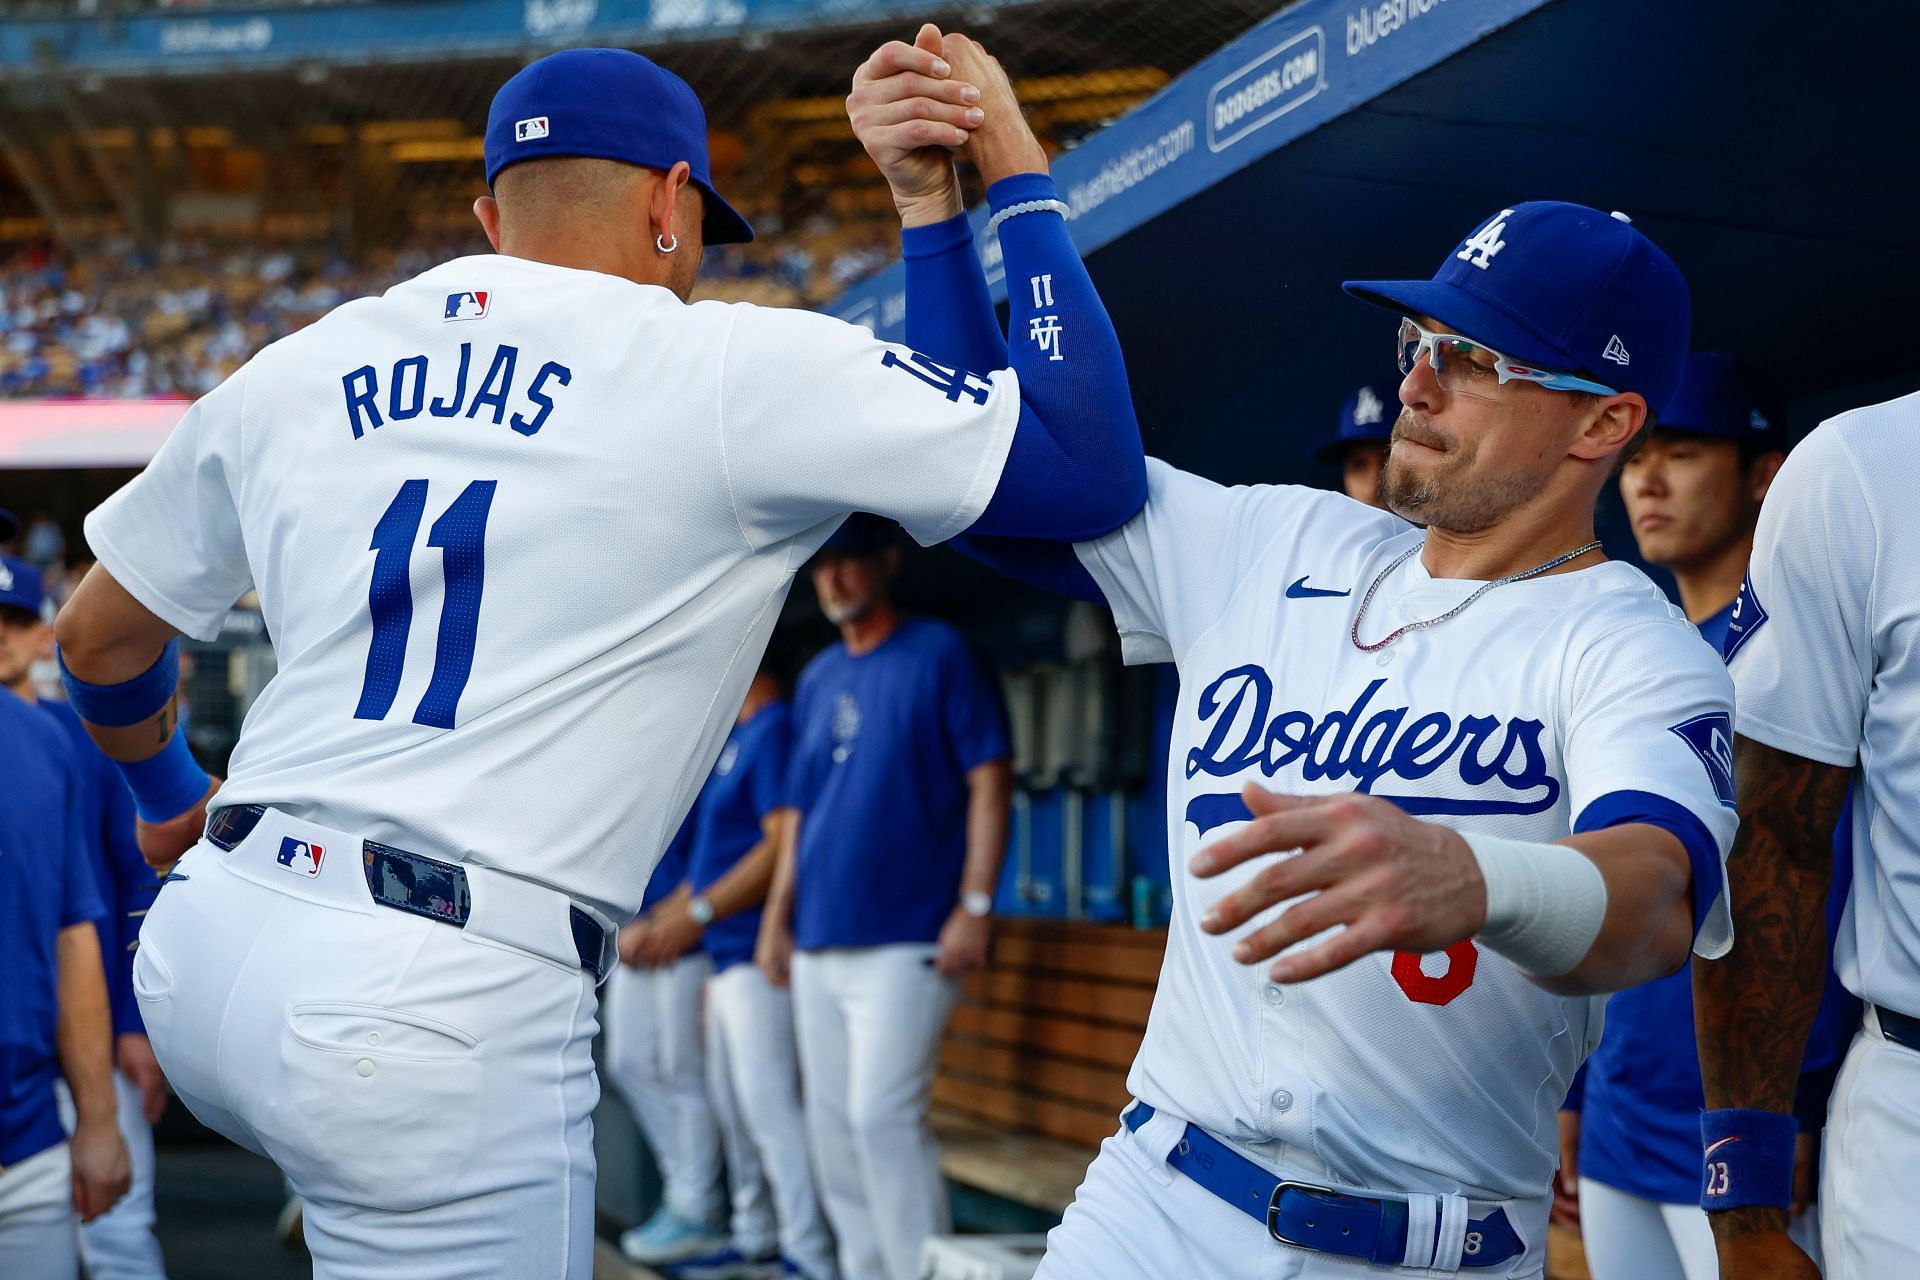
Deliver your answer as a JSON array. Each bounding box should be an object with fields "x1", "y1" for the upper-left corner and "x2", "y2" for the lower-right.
[{"x1": 1693, "y1": 733, "x2": 1849, "y2": 1276}]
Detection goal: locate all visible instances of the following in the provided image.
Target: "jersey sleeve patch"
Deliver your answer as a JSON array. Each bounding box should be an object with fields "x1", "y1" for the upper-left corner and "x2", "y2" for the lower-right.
[
  {"x1": 1670, "y1": 712, "x2": 1738, "y2": 809},
  {"x1": 1720, "y1": 572, "x2": 1769, "y2": 663}
]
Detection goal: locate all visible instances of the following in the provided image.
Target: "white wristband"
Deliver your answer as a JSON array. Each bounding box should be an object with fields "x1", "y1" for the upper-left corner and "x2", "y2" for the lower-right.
[
  {"x1": 985, "y1": 198, "x2": 1072, "y2": 241},
  {"x1": 1463, "y1": 832, "x2": 1608, "y2": 978}
]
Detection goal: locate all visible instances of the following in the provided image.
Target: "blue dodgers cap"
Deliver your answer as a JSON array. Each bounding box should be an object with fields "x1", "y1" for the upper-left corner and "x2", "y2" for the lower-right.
[
  {"x1": 1660, "y1": 353, "x2": 1786, "y2": 449},
  {"x1": 1344, "y1": 202, "x2": 1690, "y2": 413},
  {"x1": 485, "y1": 47, "x2": 753, "y2": 246},
  {"x1": 0, "y1": 507, "x2": 17, "y2": 542},
  {"x1": 819, "y1": 514, "x2": 899, "y2": 558},
  {"x1": 0, "y1": 554, "x2": 45, "y2": 616},
  {"x1": 1313, "y1": 382, "x2": 1401, "y2": 465}
]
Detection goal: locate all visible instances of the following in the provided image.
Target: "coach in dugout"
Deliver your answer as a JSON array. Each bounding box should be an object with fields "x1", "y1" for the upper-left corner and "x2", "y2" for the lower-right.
[
  {"x1": 0, "y1": 543, "x2": 168, "y2": 1279},
  {"x1": 0, "y1": 529, "x2": 131, "y2": 1276},
  {"x1": 1556, "y1": 354, "x2": 1857, "y2": 1280},
  {"x1": 756, "y1": 515, "x2": 1013, "y2": 1280},
  {"x1": 1313, "y1": 382, "x2": 1400, "y2": 510}
]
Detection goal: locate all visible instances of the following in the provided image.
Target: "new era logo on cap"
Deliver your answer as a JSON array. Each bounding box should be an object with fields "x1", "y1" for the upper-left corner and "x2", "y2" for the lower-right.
[
  {"x1": 276, "y1": 836, "x2": 326, "y2": 878},
  {"x1": 1603, "y1": 335, "x2": 1631, "y2": 366},
  {"x1": 444, "y1": 291, "x2": 489, "y2": 321},
  {"x1": 515, "y1": 116, "x2": 549, "y2": 142}
]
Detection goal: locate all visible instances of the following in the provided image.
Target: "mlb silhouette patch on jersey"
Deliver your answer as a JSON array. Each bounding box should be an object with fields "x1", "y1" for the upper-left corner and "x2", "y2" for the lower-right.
[
  {"x1": 444, "y1": 291, "x2": 490, "y2": 321},
  {"x1": 276, "y1": 836, "x2": 326, "y2": 878}
]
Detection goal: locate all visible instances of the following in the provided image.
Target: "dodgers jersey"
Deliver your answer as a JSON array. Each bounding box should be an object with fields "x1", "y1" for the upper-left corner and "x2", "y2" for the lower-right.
[
  {"x1": 1725, "y1": 391, "x2": 1920, "y2": 1016},
  {"x1": 688, "y1": 699, "x2": 790, "y2": 972},
  {"x1": 1074, "y1": 460, "x2": 1737, "y2": 1205},
  {"x1": 84, "y1": 253, "x2": 1018, "y2": 923}
]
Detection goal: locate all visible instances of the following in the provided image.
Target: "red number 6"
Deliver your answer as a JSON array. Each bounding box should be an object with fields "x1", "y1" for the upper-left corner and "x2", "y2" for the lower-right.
[{"x1": 1391, "y1": 942, "x2": 1478, "y2": 1005}]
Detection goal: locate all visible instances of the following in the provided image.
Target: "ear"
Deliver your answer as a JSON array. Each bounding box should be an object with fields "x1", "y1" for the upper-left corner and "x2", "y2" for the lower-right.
[
  {"x1": 651, "y1": 161, "x2": 694, "y2": 251},
  {"x1": 1748, "y1": 449, "x2": 1787, "y2": 504},
  {"x1": 473, "y1": 196, "x2": 502, "y2": 250},
  {"x1": 1568, "y1": 392, "x2": 1647, "y2": 463}
]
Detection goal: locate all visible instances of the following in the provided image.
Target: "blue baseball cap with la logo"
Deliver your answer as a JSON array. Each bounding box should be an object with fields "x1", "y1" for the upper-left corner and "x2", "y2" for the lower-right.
[
  {"x1": 0, "y1": 553, "x2": 45, "y2": 617},
  {"x1": 1660, "y1": 352, "x2": 1787, "y2": 449},
  {"x1": 485, "y1": 47, "x2": 754, "y2": 245},
  {"x1": 1343, "y1": 202, "x2": 1690, "y2": 414},
  {"x1": 1313, "y1": 382, "x2": 1401, "y2": 464}
]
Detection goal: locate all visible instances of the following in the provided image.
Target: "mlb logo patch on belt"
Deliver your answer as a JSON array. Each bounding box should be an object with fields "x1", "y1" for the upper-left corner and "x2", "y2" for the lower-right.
[
  {"x1": 444, "y1": 290, "x2": 489, "y2": 321},
  {"x1": 276, "y1": 836, "x2": 326, "y2": 878}
]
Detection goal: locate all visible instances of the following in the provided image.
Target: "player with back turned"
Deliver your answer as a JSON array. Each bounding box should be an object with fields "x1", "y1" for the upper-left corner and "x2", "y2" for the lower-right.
[
  {"x1": 852, "y1": 38, "x2": 1738, "y2": 1275},
  {"x1": 50, "y1": 40, "x2": 1147, "y2": 1280}
]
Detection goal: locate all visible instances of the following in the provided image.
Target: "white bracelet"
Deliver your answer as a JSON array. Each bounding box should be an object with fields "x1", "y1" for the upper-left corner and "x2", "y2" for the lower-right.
[
  {"x1": 985, "y1": 198, "x2": 1072, "y2": 241},
  {"x1": 1463, "y1": 832, "x2": 1608, "y2": 978}
]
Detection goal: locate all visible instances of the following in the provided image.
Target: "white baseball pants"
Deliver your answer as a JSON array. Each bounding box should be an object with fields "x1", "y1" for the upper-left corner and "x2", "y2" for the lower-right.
[
  {"x1": 601, "y1": 955, "x2": 728, "y2": 1226},
  {"x1": 1821, "y1": 1008, "x2": 1918, "y2": 1278},
  {"x1": 1575, "y1": 1179, "x2": 1716, "y2": 1280},
  {"x1": 790, "y1": 943, "x2": 958, "y2": 1280},
  {"x1": 707, "y1": 961, "x2": 839, "y2": 1280},
  {"x1": 134, "y1": 817, "x2": 602, "y2": 1280},
  {"x1": 0, "y1": 1141, "x2": 79, "y2": 1279},
  {"x1": 1034, "y1": 1114, "x2": 1546, "y2": 1280},
  {"x1": 57, "y1": 1070, "x2": 167, "y2": 1278}
]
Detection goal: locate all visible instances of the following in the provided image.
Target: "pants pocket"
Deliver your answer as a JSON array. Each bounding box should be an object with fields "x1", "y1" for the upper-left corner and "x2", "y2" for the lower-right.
[
  {"x1": 130, "y1": 936, "x2": 177, "y2": 1054},
  {"x1": 267, "y1": 1002, "x2": 484, "y2": 1211}
]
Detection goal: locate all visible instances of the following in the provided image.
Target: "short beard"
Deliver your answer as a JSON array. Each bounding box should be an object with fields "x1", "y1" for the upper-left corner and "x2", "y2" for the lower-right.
[
  {"x1": 821, "y1": 596, "x2": 873, "y2": 627},
  {"x1": 1382, "y1": 411, "x2": 1548, "y2": 534}
]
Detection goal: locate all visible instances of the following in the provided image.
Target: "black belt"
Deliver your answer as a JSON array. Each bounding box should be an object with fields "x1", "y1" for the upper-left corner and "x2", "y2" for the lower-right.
[
  {"x1": 1875, "y1": 1004, "x2": 1920, "y2": 1053},
  {"x1": 205, "y1": 804, "x2": 608, "y2": 980}
]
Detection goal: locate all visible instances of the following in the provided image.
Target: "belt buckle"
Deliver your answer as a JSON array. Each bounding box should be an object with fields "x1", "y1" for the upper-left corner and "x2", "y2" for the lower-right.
[{"x1": 1265, "y1": 1179, "x2": 1336, "y2": 1247}]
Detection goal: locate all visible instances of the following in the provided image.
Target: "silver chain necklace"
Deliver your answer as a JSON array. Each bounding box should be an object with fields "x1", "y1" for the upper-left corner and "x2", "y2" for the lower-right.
[{"x1": 1348, "y1": 540, "x2": 1602, "y2": 653}]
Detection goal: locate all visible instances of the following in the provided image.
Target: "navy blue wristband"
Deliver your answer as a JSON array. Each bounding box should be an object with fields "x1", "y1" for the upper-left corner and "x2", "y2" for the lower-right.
[
  {"x1": 58, "y1": 640, "x2": 180, "y2": 728},
  {"x1": 120, "y1": 730, "x2": 211, "y2": 823},
  {"x1": 1700, "y1": 1108, "x2": 1797, "y2": 1211}
]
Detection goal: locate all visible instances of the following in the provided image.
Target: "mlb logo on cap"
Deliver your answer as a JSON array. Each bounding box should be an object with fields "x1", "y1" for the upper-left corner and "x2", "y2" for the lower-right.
[
  {"x1": 276, "y1": 836, "x2": 326, "y2": 878},
  {"x1": 514, "y1": 116, "x2": 549, "y2": 142},
  {"x1": 444, "y1": 291, "x2": 489, "y2": 321}
]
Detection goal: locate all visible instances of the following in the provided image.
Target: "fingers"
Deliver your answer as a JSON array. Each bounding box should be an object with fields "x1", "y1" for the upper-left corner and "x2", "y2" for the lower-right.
[
  {"x1": 1199, "y1": 845, "x2": 1338, "y2": 935},
  {"x1": 857, "y1": 38, "x2": 951, "y2": 86},
  {"x1": 1269, "y1": 914, "x2": 1395, "y2": 984},
  {"x1": 857, "y1": 108, "x2": 978, "y2": 152},
  {"x1": 855, "y1": 72, "x2": 981, "y2": 111},
  {"x1": 1225, "y1": 880, "x2": 1368, "y2": 964},
  {"x1": 1189, "y1": 787, "x2": 1345, "y2": 878}
]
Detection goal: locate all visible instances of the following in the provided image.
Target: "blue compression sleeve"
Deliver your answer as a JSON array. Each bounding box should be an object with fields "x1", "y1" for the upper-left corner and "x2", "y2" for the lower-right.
[
  {"x1": 967, "y1": 173, "x2": 1147, "y2": 541},
  {"x1": 903, "y1": 209, "x2": 1109, "y2": 604}
]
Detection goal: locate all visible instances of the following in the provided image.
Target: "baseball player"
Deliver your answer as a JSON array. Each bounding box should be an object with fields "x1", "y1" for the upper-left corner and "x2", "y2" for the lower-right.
[
  {"x1": 604, "y1": 810, "x2": 740, "y2": 1268},
  {"x1": 0, "y1": 538, "x2": 130, "y2": 1276},
  {"x1": 51, "y1": 40, "x2": 1145, "y2": 1280},
  {"x1": 755, "y1": 514, "x2": 1012, "y2": 1280},
  {"x1": 1557, "y1": 355, "x2": 1857, "y2": 1280},
  {"x1": 1313, "y1": 383, "x2": 1400, "y2": 509},
  {"x1": 0, "y1": 546, "x2": 169, "y2": 1279},
  {"x1": 643, "y1": 659, "x2": 838, "y2": 1280},
  {"x1": 1693, "y1": 386, "x2": 1920, "y2": 1279},
  {"x1": 856, "y1": 43, "x2": 1737, "y2": 1275}
]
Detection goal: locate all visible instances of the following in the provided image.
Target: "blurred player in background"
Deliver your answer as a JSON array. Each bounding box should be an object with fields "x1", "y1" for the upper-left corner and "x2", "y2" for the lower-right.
[
  {"x1": 605, "y1": 811, "x2": 735, "y2": 1268},
  {"x1": 1313, "y1": 382, "x2": 1399, "y2": 509},
  {"x1": 757, "y1": 516, "x2": 1012, "y2": 1280},
  {"x1": 0, "y1": 517, "x2": 131, "y2": 1277},
  {"x1": 1696, "y1": 384, "x2": 1920, "y2": 1279},
  {"x1": 1559, "y1": 354, "x2": 1855, "y2": 1280},
  {"x1": 644, "y1": 658, "x2": 837, "y2": 1280},
  {"x1": 53, "y1": 33, "x2": 1144, "y2": 1279},
  {"x1": 0, "y1": 543, "x2": 168, "y2": 1280}
]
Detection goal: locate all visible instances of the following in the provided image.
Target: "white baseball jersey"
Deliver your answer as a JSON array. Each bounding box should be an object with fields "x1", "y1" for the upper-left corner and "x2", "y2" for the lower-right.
[
  {"x1": 1724, "y1": 391, "x2": 1920, "y2": 1016},
  {"x1": 84, "y1": 252, "x2": 1018, "y2": 922},
  {"x1": 1074, "y1": 460, "x2": 1737, "y2": 1205}
]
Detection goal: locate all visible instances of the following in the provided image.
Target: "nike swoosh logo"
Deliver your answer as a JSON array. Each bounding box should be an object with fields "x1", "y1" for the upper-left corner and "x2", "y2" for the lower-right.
[
  {"x1": 1703, "y1": 1136, "x2": 1740, "y2": 1158},
  {"x1": 1285, "y1": 576, "x2": 1351, "y2": 599},
  {"x1": 161, "y1": 871, "x2": 191, "y2": 885}
]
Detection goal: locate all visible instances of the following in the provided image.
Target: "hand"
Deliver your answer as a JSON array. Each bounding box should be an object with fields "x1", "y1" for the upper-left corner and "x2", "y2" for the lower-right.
[
  {"x1": 117, "y1": 1032, "x2": 169, "y2": 1125},
  {"x1": 135, "y1": 774, "x2": 220, "y2": 873},
  {"x1": 638, "y1": 900, "x2": 703, "y2": 967},
  {"x1": 1791, "y1": 1130, "x2": 1819, "y2": 1218},
  {"x1": 1191, "y1": 784, "x2": 1484, "y2": 983},
  {"x1": 617, "y1": 920, "x2": 652, "y2": 969},
  {"x1": 1551, "y1": 1111, "x2": 1581, "y2": 1231},
  {"x1": 1710, "y1": 1227, "x2": 1822, "y2": 1280},
  {"x1": 935, "y1": 907, "x2": 992, "y2": 975},
  {"x1": 755, "y1": 914, "x2": 795, "y2": 990},
  {"x1": 849, "y1": 23, "x2": 981, "y2": 225},
  {"x1": 939, "y1": 32, "x2": 1048, "y2": 186},
  {"x1": 69, "y1": 1116, "x2": 132, "y2": 1222}
]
